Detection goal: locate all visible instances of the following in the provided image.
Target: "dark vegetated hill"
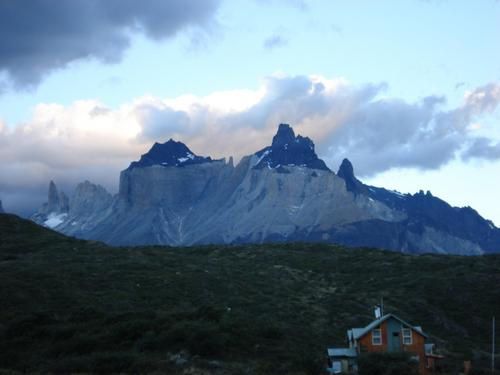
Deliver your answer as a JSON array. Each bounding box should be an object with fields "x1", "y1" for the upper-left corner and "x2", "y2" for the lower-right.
[{"x1": 0, "y1": 213, "x2": 499, "y2": 374}]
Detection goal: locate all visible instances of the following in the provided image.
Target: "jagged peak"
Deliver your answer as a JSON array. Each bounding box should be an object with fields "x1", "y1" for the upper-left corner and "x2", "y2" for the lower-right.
[
  {"x1": 254, "y1": 124, "x2": 330, "y2": 171},
  {"x1": 336, "y1": 158, "x2": 370, "y2": 195},
  {"x1": 337, "y1": 158, "x2": 355, "y2": 180},
  {"x1": 48, "y1": 180, "x2": 58, "y2": 193},
  {"x1": 272, "y1": 123, "x2": 296, "y2": 146},
  {"x1": 127, "y1": 139, "x2": 215, "y2": 170},
  {"x1": 48, "y1": 180, "x2": 59, "y2": 203},
  {"x1": 74, "y1": 180, "x2": 109, "y2": 193},
  {"x1": 41, "y1": 179, "x2": 69, "y2": 215}
]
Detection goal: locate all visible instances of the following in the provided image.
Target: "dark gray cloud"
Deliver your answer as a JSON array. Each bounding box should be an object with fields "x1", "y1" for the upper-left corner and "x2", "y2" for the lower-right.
[{"x1": 0, "y1": 0, "x2": 221, "y2": 89}]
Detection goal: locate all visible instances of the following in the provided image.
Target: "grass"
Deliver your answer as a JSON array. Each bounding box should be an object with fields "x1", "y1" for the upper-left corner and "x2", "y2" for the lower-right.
[{"x1": 0, "y1": 213, "x2": 499, "y2": 374}]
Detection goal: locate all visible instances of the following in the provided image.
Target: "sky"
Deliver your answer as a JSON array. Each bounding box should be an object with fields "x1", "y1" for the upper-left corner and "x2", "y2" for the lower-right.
[{"x1": 0, "y1": 0, "x2": 500, "y2": 225}]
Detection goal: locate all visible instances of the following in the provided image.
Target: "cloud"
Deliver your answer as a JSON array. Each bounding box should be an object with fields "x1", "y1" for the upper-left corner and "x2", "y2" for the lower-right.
[
  {"x1": 0, "y1": 0, "x2": 221, "y2": 89},
  {"x1": 263, "y1": 34, "x2": 288, "y2": 50},
  {"x1": 136, "y1": 105, "x2": 190, "y2": 141},
  {"x1": 1, "y1": 75, "x2": 500, "y2": 216},
  {"x1": 462, "y1": 138, "x2": 500, "y2": 161},
  {"x1": 134, "y1": 78, "x2": 500, "y2": 175}
]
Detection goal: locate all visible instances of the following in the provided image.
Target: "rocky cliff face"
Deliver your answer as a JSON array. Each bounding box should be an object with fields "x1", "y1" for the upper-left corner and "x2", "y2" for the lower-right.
[{"x1": 31, "y1": 124, "x2": 500, "y2": 254}]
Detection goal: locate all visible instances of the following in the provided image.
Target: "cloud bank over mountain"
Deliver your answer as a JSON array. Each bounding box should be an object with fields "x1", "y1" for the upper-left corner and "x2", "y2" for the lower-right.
[
  {"x1": 0, "y1": 75, "x2": 499, "y2": 215},
  {"x1": 0, "y1": 0, "x2": 221, "y2": 89}
]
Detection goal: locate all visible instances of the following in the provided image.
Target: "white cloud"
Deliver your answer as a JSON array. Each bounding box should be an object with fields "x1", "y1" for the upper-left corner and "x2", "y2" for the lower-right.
[{"x1": 1, "y1": 75, "x2": 499, "y2": 216}]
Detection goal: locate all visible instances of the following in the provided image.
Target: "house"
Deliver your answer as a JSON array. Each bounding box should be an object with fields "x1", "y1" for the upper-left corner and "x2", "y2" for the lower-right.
[{"x1": 327, "y1": 313, "x2": 443, "y2": 375}]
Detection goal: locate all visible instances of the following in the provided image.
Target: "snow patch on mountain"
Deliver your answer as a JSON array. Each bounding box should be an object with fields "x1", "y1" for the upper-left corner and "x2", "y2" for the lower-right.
[{"x1": 44, "y1": 213, "x2": 68, "y2": 228}]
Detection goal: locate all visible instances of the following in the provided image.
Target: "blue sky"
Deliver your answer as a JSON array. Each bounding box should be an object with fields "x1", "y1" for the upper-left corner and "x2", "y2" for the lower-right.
[{"x1": 1, "y1": 0, "x2": 500, "y2": 225}]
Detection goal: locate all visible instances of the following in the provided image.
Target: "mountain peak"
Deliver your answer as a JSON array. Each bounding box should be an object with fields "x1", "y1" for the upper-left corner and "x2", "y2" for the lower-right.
[
  {"x1": 337, "y1": 158, "x2": 355, "y2": 180},
  {"x1": 254, "y1": 124, "x2": 330, "y2": 171},
  {"x1": 41, "y1": 180, "x2": 69, "y2": 215},
  {"x1": 336, "y1": 158, "x2": 369, "y2": 195},
  {"x1": 127, "y1": 139, "x2": 214, "y2": 170},
  {"x1": 272, "y1": 123, "x2": 296, "y2": 146}
]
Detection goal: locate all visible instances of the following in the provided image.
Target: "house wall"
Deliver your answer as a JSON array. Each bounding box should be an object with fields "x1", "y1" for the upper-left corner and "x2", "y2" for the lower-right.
[
  {"x1": 358, "y1": 320, "x2": 388, "y2": 352},
  {"x1": 402, "y1": 329, "x2": 426, "y2": 375},
  {"x1": 356, "y1": 317, "x2": 429, "y2": 375}
]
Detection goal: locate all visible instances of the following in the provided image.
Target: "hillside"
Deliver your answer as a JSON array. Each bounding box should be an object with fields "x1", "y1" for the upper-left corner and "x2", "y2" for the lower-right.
[{"x1": 1, "y1": 213, "x2": 499, "y2": 374}]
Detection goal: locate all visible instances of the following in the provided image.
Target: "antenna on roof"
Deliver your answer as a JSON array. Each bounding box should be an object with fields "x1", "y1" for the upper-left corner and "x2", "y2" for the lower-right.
[{"x1": 374, "y1": 297, "x2": 384, "y2": 319}]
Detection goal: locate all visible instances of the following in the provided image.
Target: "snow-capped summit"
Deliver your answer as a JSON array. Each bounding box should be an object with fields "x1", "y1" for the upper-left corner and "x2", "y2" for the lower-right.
[
  {"x1": 127, "y1": 139, "x2": 215, "y2": 170},
  {"x1": 254, "y1": 123, "x2": 330, "y2": 171}
]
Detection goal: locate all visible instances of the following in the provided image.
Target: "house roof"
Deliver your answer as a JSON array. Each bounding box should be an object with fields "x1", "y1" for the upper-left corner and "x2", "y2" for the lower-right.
[
  {"x1": 347, "y1": 313, "x2": 428, "y2": 341},
  {"x1": 327, "y1": 347, "x2": 358, "y2": 358}
]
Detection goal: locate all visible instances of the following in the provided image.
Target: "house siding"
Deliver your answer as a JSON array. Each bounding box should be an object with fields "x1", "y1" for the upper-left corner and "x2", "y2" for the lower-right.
[
  {"x1": 358, "y1": 320, "x2": 389, "y2": 352},
  {"x1": 402, "y1": 332, "x2": 427, "y2": 375},
  {"x1": 356, "y1": 317, "x2": 429, "y2": 375}
]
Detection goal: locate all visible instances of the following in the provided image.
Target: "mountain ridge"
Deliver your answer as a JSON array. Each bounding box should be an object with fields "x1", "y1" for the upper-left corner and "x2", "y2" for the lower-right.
[{"x1": 31, "y1": 124, "x2": 500, "y2": 254}]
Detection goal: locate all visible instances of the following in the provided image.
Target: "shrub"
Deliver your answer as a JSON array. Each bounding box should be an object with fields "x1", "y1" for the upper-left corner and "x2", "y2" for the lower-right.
[{"x1": 358, "y1": 352, "x2": 419, "y2": 375}]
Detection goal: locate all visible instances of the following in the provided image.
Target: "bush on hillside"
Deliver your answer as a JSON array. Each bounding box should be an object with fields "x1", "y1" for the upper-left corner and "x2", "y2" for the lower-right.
[{"x1": 358, "y1": 352, "x2": 419, "y2": 375}]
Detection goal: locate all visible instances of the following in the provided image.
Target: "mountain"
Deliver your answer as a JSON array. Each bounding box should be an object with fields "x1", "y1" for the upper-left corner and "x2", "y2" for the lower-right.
[
  {"x1": 254, "y1": 123, "x2": 330, "y2": 171},
  {"x1": 1, "y1": 214, "x2": 500, "y2": 373},
  {"x1": 32, "y1": 124, "x2": 500, "y2": 254},
  {"x1": 31, "y1": 180, "x2": 69, "y2": 228},
  {"x1": 0, "y1": 200, "x2": 4, "y2": 214},
  {"x1": 128, "y1": 138, "x2": 217, "y2": 169}
]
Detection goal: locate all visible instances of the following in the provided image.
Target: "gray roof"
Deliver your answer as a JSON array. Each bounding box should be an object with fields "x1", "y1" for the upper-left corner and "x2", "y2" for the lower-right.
[
  {"x1": 347, "y1": 328, "x2": 365, "y2": 341},
  {"x1": 347, "y1": 313, "x2": 428, "y2": 341},
  {"x1": 327, "y1": 347, "x2": 358, "y2": 358}
]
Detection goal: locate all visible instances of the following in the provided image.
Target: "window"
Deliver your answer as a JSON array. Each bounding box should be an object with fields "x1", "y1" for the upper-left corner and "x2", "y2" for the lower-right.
[
  {"x1": 372, "y1": 328, "x2": 382, "y2": 345},
  {"x1": 402, "y1": 328, "x2": 412, "y2": 345}
]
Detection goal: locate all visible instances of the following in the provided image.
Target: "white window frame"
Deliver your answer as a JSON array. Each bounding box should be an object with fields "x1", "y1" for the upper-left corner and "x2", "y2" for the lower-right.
[
  {"x1": 372, "y1": 328, "x2": 382, "y2": 345},
  {"x1": 402, "y1": 328, "x2": 412, "y2": 345}
]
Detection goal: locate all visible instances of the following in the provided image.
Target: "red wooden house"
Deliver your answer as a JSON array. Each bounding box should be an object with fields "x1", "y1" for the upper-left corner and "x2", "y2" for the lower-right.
[{"x1": 327, "y1": 313, "x2": 443, "y2": 374}]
